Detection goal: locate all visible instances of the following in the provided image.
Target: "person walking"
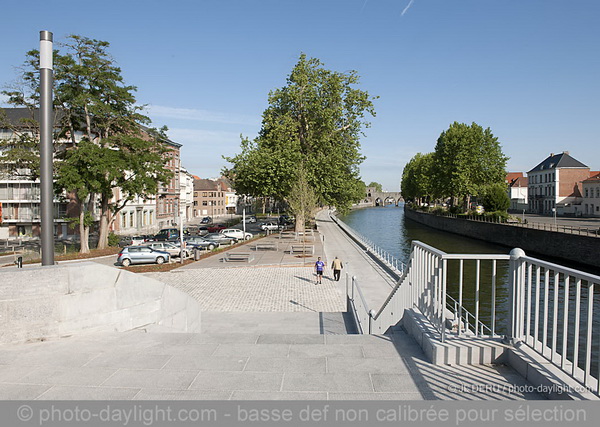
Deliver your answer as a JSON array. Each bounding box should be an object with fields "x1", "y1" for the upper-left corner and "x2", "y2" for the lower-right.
[
  {"x1": 331, "y1": 256, "x2": 343, "y2": 281},
  {"x1": 314, "y1": 257, "x2": 325, "y2": 284}
]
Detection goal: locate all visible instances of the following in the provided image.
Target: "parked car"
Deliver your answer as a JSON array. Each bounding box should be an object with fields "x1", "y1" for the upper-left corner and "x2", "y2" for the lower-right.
[
  {"x1": 243, "y1": 215, "x2": 257, "y2": 224},
  {"x1": 117, "y1": 246, "x2": 170, "y2": 267},
  {"x1": 204, "y1": 233, "x2": 237, "y2": 245},
  {"x1": 153, "y1": 228, "x2": 179, "y2": 241},
  {"x1": 143, "y1": 241, "x2": 189, "y2": 258},
  {"x1": 197, "y1": 226, "x2": 209, "y2": 236},
  {"x1": 207, "y1": 224, "x2": 227, "y2": 233},
  {"x1": 200, "y1": 216, "x2": 212, "y2": 224},
  {"x1": 220, "y1": 228, "x2": 253, "y2": 240},
  {"x1": 185, "y1": 236, "x2": 220, "y2": 251},
  {"x1": 118, "y1": 235, "x2": 148, "y2": 247},
  {"x1": 260, "y1": 222, "x2": 281, "y2": 231}
]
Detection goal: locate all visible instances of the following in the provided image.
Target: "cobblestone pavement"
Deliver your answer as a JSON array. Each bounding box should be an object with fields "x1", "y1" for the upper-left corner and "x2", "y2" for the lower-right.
[{"x1": 145, "y1": 267, "x2": 346, "y2": 312}]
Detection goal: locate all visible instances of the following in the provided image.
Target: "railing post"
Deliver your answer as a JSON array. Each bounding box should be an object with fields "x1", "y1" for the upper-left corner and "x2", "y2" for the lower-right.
[
  {"x1": 505, "y1": 248, "x2": 526, "y2": 345},
  {"x1": 368, "y1": 309, "x2": 376, "y2": 334}
]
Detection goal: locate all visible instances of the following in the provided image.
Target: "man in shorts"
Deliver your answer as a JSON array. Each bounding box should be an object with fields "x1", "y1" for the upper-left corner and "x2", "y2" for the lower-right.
[{"x1": 314, "y1": 257, "x2": 325, "y2": 284}]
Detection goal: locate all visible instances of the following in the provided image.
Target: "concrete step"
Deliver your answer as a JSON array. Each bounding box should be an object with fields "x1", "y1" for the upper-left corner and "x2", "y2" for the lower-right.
[
  {"x1": 0, "y1": 329, "x2": 544, "y2": 400},
  {"x1": 165, "y1": 311, "x2": 359, "y2": 335}
]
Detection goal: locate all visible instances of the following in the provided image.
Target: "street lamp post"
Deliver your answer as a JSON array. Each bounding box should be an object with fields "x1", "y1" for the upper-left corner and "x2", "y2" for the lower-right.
[{"x1": 39, "y1": 30, "x2": 55, "y2": 266}]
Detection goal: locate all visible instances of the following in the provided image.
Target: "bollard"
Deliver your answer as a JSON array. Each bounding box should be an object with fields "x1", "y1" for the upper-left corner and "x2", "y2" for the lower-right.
[
  {"x1": 15, "y1": 256, "x2": 23, "y2": 268},
  {"x1": 194, "y1": 248, "x2": 201, "y2": 261}
]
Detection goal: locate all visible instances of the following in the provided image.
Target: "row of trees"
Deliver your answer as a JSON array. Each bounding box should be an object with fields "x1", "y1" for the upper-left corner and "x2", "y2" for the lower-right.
[
  {"x1": 224, "y1": 54, "x2": 376, "y2": 229},
  {"x1": 401, "y1": 122, "x2": 509, "y2": 211},
  {"x1": 1, "y1": 35, "x2": 173, "y2": 252}
]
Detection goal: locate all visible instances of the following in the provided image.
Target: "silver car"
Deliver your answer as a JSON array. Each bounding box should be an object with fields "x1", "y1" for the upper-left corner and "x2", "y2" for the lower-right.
[
  {"x1": 117, "y1": 246, "x2": 170, "y2": 267},
  {"x1": 185, "y1": 236, "x2": 220, "y2": 251},
  {"x1": 143, "y1": 241, "x2": 190, "y2": 258}
]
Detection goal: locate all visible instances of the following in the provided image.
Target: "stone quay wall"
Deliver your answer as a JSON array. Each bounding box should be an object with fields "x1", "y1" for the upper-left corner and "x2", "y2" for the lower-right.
[{"x1": 404, "y1": 207, "x2": 599, "y2": 269}]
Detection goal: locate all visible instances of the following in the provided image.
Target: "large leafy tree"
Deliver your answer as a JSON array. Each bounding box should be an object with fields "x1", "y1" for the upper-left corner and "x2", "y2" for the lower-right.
[
  {"x1": 225, "y1": 54, "x2": 376, "y2": 228},
  {"x1": 2, "y1": 35, "x2": 173, "y2": 252},
  {"x1": 401, "y1": 152, "x2": 435, "y2": 204},
  {"x1": 433, "y1": 122, "x2": 507, "y2": 209}
]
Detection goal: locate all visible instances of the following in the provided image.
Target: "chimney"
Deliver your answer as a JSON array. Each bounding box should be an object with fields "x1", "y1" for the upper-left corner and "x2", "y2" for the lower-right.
[
  {"x1": 563, "y1": 151, "x2": 569, "y2": 155},
  {"x1": 550, "y1": 153, "x2": 554, "y2": 157}
]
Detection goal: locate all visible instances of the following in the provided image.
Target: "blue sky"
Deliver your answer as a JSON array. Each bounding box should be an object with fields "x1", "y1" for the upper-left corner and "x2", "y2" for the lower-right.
[{"x1": 1, "y1": 0, "x2": 598, "y2": 190}]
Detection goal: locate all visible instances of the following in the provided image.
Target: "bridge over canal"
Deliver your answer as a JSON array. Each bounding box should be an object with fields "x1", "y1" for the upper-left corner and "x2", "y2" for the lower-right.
[{"x1": 365, "y1": 187, "x2": 403, "y2": 206}]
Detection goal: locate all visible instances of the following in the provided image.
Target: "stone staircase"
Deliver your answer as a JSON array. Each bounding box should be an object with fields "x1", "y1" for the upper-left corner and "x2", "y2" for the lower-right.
[{"x1": 0, "y1": 310, "x2": 544, "y2": 400}]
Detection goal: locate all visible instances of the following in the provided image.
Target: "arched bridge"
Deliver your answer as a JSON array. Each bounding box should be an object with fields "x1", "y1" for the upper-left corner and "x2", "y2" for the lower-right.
[{"x1": 365, "y1": 187, "x2": 403, "y2": 207}]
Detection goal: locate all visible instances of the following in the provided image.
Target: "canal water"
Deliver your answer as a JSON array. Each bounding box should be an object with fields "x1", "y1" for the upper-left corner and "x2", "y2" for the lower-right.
[{"x1": 340, "y1": 204, "x2": 599, "y2": 381}]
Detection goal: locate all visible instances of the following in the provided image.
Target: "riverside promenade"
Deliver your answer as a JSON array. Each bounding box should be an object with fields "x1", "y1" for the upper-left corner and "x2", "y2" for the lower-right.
[{"x1": 0, "y1": 211, "x2": 545, "y2": 400}]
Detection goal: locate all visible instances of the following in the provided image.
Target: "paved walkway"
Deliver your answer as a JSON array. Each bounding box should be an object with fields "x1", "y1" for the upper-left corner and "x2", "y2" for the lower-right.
[{"x1": 146, "y1": 266, "x2": 346, "y2": 313}]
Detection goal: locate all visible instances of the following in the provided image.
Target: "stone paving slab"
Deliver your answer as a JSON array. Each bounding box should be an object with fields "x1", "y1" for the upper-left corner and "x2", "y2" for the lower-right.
[
  {"x1": 145, "y1": 266, "x2": 346, "y2": 312},
  {"x1": 0, "y1": 331, "x2": 544, "y2": 400}
]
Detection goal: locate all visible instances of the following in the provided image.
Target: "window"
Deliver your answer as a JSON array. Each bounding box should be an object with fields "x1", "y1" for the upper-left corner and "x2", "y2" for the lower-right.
[
  {"x1": 121, "y1": 213, "x2": 127, "y2": 228},
  {"x1": 129, "y1": 212, "x2": 134, "y2": 227}
]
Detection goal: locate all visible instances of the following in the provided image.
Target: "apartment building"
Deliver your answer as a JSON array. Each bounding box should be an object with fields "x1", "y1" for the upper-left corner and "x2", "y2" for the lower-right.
[
  {"x1": 193, "y1": 178, "x2": 235, "y2": 218},
  {"x1": 527, "y1": 151, "x2": 590, "y2": 215},
  {"x1": 0, "y1": 108, "x2": 77, "y2": 239}
]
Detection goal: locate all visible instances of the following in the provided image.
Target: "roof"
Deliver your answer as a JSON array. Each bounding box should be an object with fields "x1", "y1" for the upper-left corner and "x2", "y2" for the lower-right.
[
  {"x1": 194, "y1": 178, "x2": 218, "y2": 191},
  {"x1": 509, "y1": 176, "x2": 528, "y2": 187},
  {"x1": 0, "y1": 107, "x2": 66, "y2": 128},
  {"x1": 583, "y1": 172, "x2": 600, "y2": 184},
  {"x1": 506, "y1": 172, "x2": 524, "y2": 183},
  {"x1": 528, "y1": 152, "x2": 588, "y2": 173}
]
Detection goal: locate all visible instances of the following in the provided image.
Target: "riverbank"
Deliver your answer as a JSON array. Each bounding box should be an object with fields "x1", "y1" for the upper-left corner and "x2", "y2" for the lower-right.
[{"x1": 404, "y1": 206, "x2": 600, "y2": 271}]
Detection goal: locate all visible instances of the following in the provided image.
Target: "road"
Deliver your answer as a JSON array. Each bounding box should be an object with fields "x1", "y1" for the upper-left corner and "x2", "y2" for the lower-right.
[{"x1": 517, "y1": 212, "x2": 600, "y2": 230}]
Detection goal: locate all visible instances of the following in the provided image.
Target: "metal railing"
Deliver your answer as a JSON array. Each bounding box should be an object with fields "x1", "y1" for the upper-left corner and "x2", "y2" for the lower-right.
[
  {"x1": 344, "y1": 237, "x2": 600, "y2": 395},
  {"x1": 331, "y1": 215, "x2": 406, "y2": 275},
  {"x1": 346, "y1": 274, "x2": 374, "y2": 334},
  {"x1": 510, "y1": 252, "x2": 600, "y2": 395},
  {"x1": 359, "y1": 241, "x2": 510, "y2": 341}
]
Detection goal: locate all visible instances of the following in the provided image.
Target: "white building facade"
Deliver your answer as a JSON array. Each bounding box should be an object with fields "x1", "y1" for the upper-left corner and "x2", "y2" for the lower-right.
[{"x1": 582, "y1": 173, "x2": 600, "y2": 217}]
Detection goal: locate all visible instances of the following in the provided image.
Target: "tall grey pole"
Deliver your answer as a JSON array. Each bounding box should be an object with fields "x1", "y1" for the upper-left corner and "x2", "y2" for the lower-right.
[{"x1": 39, "y1": 31, "x2": 55, "y2": 266}]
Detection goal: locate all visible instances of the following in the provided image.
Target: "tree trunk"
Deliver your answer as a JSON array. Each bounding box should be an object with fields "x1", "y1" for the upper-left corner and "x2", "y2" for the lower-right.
[
  {"x1": 295, "y1": 211, "x2": 305, "y2": 233},
  {"x1": 262, "y1": 197, "x2": 266, "y2": 215},
  {"x1": 78, "y1": 199, "x2": 90, "y2": 254},
  {"x1": 97, "y1": 195, "x2": 110, "y2": 250}
]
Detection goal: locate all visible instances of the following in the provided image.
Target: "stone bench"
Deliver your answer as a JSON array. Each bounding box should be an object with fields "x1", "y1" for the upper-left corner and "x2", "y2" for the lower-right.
[
  {"x1": 289, "y1": 245, "x2": 314, "y2": 255},
  {"x1": 254, "y1": 242, "x2": 277, "y2": 251},
  {"x1": 223, "y1": 252, "x2": 254, "y2": 262}
]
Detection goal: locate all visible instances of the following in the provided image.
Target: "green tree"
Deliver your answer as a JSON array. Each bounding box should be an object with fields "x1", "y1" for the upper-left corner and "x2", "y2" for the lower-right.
[
  {"x1": 225, "y1": 54, "x2": 376, "y2": 228},
  {"x1": 401, "y1": 152, "x2": 435, "y2": 204},
  {"x1": 482, "y1": 183, "x2": 510, "y2": 212},
  {"x1": 367, "y1": 181, "x2": 383, "y2": 192},
  {"x1": 433, "y1": 122, "x2": 507, "y2": 210}
]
